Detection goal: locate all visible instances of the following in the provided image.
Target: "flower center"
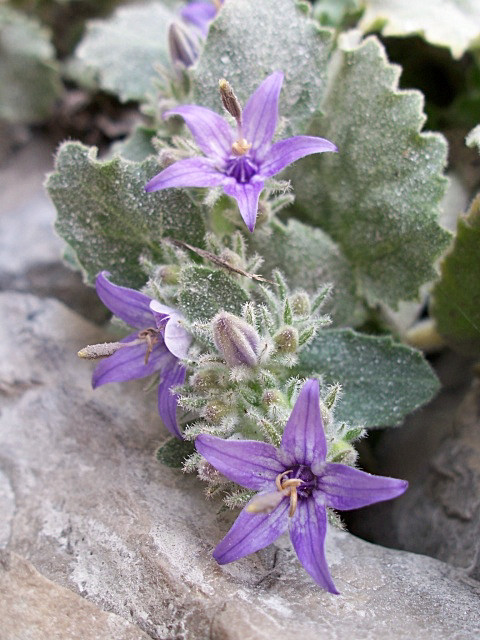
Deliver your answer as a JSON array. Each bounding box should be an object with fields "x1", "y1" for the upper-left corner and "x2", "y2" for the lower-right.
[
  {"x1": 274, "y1": 469, "x2": 304, "y2": 517},
  {"x1": 224, "y1": 155, "x2": 258, "y2": 183}
]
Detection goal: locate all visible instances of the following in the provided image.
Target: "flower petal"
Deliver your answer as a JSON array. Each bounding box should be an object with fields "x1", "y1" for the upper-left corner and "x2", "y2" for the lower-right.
[
  {"x1": 213, "y1": 494, "x2": 289, "y2": 564},
  {"x1": 164, "y1": 105, "x2": 233, "y2": 161},
  {"x1": 260, "y1": 136, "x2": 338, "y2": 178},
  {"x1": 145, "y1": 157, "x2": 226, "y2": 192},
  {"x1": 195, "y1": 434, "x2": 284, "y2": 490},
  {"x1": 158, "y1": 361, "x2": 186, "y2": 439},
  {"x1": 242, "y1": 71, "x2": 284, "y2": 158},
  {"x1": 318, "y1": 464, "x2": 408, "y2": 511},
  {"x1": 92, "y1": 337, "x2": 170, "y2": 388},
  {"x1": 95, "y1": 271, "x2": 153, "y2": 329},
  {"x1": 180, "y1": 1, "x2": 217, "y2": 36},
  {"x1": 280, "y1": 379, "x2": 327, "y2": 467},
  {"x1": 289, "y1": 498, "x2": 339, "y2": 593},
  {"x1": 223, "y1": 179, "x2": 264, "y2": 232},
  {"x1": 150, "y1": 301, "x2": 192, "y2": 360}
]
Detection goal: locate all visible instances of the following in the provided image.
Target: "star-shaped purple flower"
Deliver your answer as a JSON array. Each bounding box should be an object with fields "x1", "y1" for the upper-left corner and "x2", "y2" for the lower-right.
[
  {"x1": 92, "y1": 271, "x2": 191, "y2": 439},
  {"x1": 145, "y1": 71, "x2": 337, "y2": 232},
  {"x1": 196, "y1": 379, "x2": 408, "y2": 592},
  {"x1": 180, "y1": 0, "x2": 223, "y2": 36}
]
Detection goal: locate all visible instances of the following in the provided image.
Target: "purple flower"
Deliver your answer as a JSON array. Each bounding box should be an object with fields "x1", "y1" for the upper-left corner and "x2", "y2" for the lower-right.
[
  {"x1": 92, "y1": 271, "x2": 191, "y2": 439},
  {"x1": 196, "y1": 379, "x2": 407, "y2": 592},
  {"x1": 145, "y1": 72, "x2": 337, "y2": 232},
  {"x1": 181, "y1": 0, "x2": 223, "y2": 36}
]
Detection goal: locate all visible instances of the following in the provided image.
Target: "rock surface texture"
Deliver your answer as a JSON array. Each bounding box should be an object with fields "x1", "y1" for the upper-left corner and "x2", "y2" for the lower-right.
[{"x1": 1, "y1": 291, "x2": 480, "y2": 640}]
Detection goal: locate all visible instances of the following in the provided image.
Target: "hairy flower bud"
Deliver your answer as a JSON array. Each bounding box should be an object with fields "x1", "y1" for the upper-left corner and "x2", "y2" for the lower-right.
[
  {"x1": 290, "y1": 292, "x2": 310, "y2": 316},
  {"x1": 274, "y1": 326, "x2": 298, "y2": 353},
  {"x1": 203, "y1": 401, "x2": 229, "y2": 424},
  {"x1": 168, "y1": 21, "x2": 200, "y2": 69},
  {"x1": 212, "y1": 311, "x2": 261, "y2": 367},
  {"x1": 191, "y1": 368, "x2": 220, "y2": 390},
  {"x1": 156, "y1": 264, "x2": 180, "y2": 285},
  {"x1": 262, "y1": 389, "x2": 283, "y2": 406}
]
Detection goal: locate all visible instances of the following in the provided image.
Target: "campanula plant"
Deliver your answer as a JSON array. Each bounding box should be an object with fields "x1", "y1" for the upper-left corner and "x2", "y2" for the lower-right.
[
  {"x1": 196, "y1": 379, "x2": 408, "y2": 592},
  {"x1": 145, "y1": 72, "x2": 337, "y2": 231}
]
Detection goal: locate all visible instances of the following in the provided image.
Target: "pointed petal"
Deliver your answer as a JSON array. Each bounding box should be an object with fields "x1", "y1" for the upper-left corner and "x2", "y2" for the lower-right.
[
  {"x1": 181, "y1": 1, "x2": 217, "y2": 35},
  {"x1": 195, "y1": 434, "x2": 284, "y2": 490},
  {"x1": 95, "y1": 271, "x2": 152, "y2": 329},
  {"x1": 223, "y1": 179, "x2": 264, "y2": 232},
  {"x1": 290, "y1": 498, "x2": 339, "y2": 593},
  {"x1": 92, "y1": 337, "x2": 169, "y2": 388},
  {"x1": 242, "y1": 71, "x2": 283, "y2": 157},
  {"x1": 260, "y1": 136, "x2": 338, "y2": 178},
  {"x1": 280, "y1": 379, "x2": 327, "y2": 467},
  {"x1": 164, "y1": 315, "x2": 192, "y2": 359},
  {"x1": 213, "y1": 494, "x2": 289, "y2": 564},
  {"x1": 158, "y1": 361, "x2": 186, "y2": 439},
  {"x1": 318, "y1": 464, "x2": 408, "y2": 511},
  {"x1": 164, "y1": 105, "x2": 233, "y2": 161},
  {"x1": 150, "y1": 301, "x2": 192, "y2": 360},
  {"x1": 145, "y1": 157, "x2": 226, "y2": 192}
]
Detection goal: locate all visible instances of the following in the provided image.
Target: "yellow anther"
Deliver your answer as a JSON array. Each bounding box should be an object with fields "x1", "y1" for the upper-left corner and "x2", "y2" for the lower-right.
[
  {"x1": 231, "y1": 139, "x2": 252, "y2": 156},
  {"x1": 281, "y1": 478, "x2": 303, "y2": 490}
]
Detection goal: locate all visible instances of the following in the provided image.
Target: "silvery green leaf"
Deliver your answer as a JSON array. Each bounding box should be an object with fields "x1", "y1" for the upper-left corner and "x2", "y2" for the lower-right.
[
  {"x1": 249, "y1": 219, "x2": 366, "y2": 326},
  {"x1": 192, "y1": 0, "x2": 333, "y2": 136},
  {"x1": 466, "y1": 124, "x2": 480, "y2": 154},
  {"x1": 358, "y1": 0, "x2": 480, "y2": 59},
  {"x1": 157, "y1": 438, "x2": 195, "y2": 468},
  {"x1": 431, "y1": 194, "x2": 480, "y2": 357},
  {"x1": 290, "y1": 34, "x2": 451, "y2": 309},
  {"x1": 0, "y1": 6, "x2": 62, "y2": 123},
  {"x1": 71, "y1": 1, "x2": 175, "y2": 102},
  {"x1": 46, "y1": 142, "x2": 206, "y2": 287},
  {"x1": 297, "y1": 328, "x2": 440, "y2": 428},
  {"x1": 179, "y1": 266, "x2": 249, "y2": 322}
]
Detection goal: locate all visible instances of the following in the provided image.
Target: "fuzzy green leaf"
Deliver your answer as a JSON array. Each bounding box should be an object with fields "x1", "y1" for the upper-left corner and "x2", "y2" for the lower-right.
[
  {"x1": 359, "y1": 0, "x2": 480, "y2": 59},
  {"x1": 71, "y1": 1, "x2": 174, "y2": 102},
  {"x1": 156, "y1": 438, "x2": 195, "y2": 468},
  {"x1": 46, "y1": 142, "x2": 206, "y2": 287},
  {"x1": 431, "y1": 194, "x2": 480, "y2": 357},
  {"x1": 290, "y1": 34, "x2": 450, "y2": 309},
  {"x1": 192, "y1": 0, "x2": 333, "y2": 136},
  {"x1": 297, "y1": 328, "x2": 440, "y2": 428},
  {"x1": 0, "y1": 6, "x2": 62, "y2": 123},
  {"x1": 179, "y1": 266, "x2": 249, "y2": 322},
  {"x1": 250, "y1": 219, "x2": 365, "y2": 326}
]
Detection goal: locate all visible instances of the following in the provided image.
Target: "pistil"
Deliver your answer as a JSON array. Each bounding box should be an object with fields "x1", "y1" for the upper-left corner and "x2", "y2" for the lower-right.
[{"x1": 78, "y1": 327, "x2": 161, "y2": 365}]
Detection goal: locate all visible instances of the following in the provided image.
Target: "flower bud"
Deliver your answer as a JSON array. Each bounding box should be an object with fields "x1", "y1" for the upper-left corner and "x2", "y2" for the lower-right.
[
  {"x1": 274, "y1": 326, "x2": 298, "y2": 353},
  {"x1": 203, "y1": 401, "x2": 229, "y2": 424},
  {"x1": 329, "y1": 440, "x2": 357, "y2": 465},
  {"x1": 212, "y1": 311, "x2": 261, "y2": 367},
  {"x1": 191, "y1": 368, "x2": 220, "y2": 390},
  {"x1": 290, "y1": 292, "x2": 310, "y2": 316},
  {"x1": 168, "y1": 21, "x2": 200, "y2": 69},
  {"x1": 262, "y1": 389, "x2": 283, "y2": 406}
]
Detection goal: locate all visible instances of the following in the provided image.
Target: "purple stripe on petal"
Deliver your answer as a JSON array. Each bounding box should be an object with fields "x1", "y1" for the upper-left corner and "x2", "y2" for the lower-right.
[
  {"x1": 260, "y1": 136, "x2": 338, "y2": 178},
  {"x1": 213, "y1": 495, "x2": 289, "y2": 564},
  {"x1": 318, "y1": 464, "x2": 408, "y2": 511},
  {"x1": 195, "y1": 435, "x2": 284, "y2": 490},
  {"x1": 145, "y1": 157, "x2": 226, "y2": 192},
  {"x1": 280, "y1": 379, "x2": 327, "y2": 467},
  {"x1": 289, "y1": 498, "x2": 339, "y2": 593},
  {"x1": 242, "y1": 71, "x2": 284, "y2": 159},
  {"x1": 158, "y1": 361, "x2": 186, "y2": 439},
  {"x1": 95, "y1": 271, "x2": 153, "y2": 329},
  {"x1": 164, "y1": 105, "x2": 233, "y2": 161},
  {"x1": 223, "y1": 179, "x2": 264, "y2": 232},
  {"x1": 92, "y1": 337, "x2": 170, "y2": 388},
  {"x1": 181, "y1": 2, "x2": 217, "y2": 36}
]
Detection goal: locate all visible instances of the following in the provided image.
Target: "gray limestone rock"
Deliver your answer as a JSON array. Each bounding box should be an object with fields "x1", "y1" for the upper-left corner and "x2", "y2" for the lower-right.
[
  {"x1": 0, "y1": 550, "x2": 150, "y2": 640},
  {"x1": 1, "y1": 292, "x2": 480, "y2": 640}
]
